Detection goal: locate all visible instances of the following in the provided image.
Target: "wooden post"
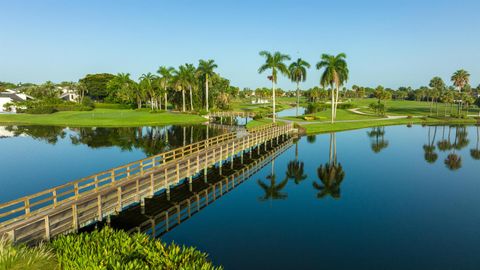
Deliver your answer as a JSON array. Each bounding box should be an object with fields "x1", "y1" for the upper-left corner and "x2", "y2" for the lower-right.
[
  {"x1": 165, "y1": 211, "x2": 170, "y2": 232},
  {"x1": 44, "y1": 216, "x2": 50, "y2": 241},
  {"x1": 150, "y1": 173, "x2": 155, "y2": 197},
  {"x1": 97, "y1": 195, "x2": 102, "y2": 221},
  {"x1": 53, "y1": 190, "x2": 57, "y2": 207},
  {"x1": 72, "y1": 204, "x2": 78, "y2": 231},
  {"x1": 176, "y1": 163, "x2": 180, "y2": 183},
  {"x1": 117, "y1": 187, "x2": 122, "y2": 212},
  {"x1": 25, "y1": 198, "x2": 30, "y2": 216}
]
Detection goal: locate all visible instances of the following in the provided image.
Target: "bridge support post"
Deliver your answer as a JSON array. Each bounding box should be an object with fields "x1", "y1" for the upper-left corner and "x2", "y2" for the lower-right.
[
  {"x1": 141, "y1": 198, "x2": 145, "y2": 215},
  {"x1": 204, "y1": 168, "x2": 208, "y2": 183},
  {"x1": 241, "y1": 151, "x2": 244, "y2": 164},
  {"x1": 167, "y1": 187, "x2": 171, "y2": 201}
]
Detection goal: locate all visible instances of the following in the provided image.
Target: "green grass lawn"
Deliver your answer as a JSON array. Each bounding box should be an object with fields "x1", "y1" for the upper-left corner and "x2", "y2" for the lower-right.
[
  {"x1": 0, "y1": 109, "x2": 207, "y2": 127},
  {"x1": 352, "y1": 98, "x2": 480, "y2": 116},
  {"x1": 281, "y1": 108, "x2": 379, "y2": 122},
  {"x1": 229, "y1": 97, "x2": 305, "y2": 114}
]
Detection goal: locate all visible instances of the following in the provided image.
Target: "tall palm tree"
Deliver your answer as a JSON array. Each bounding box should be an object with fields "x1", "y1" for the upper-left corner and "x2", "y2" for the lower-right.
[
  {"x1": 313, "y1": 133, "x2": 345, "y2": 199},
  {"x1": 173, "y1": 66, "x2": 188, "y2": 112},
  {"x1": 139, "y1": 73, "x2": 158, "y2": 110},
  {"x1": 157, "y1": 66, "x2": 175, "y2": 111},
  {"x1": 451, "y1": 69, "x2": 470, "y2": 115},
  {"x1": 258, "y1": 51, "x2": 291, "y2": 123},
  {"x1": 288, "y1": 58, "x2": 310, "y2": 117},
  {"x1": 316, "y1": 53, "x2": 349, "y2": 123},
  {"x1": 197, "y1": 59, "x2": 217, "y2": 112},
  {"x1": 185, "y1": 63, "x2": 197, "y2": 111}
]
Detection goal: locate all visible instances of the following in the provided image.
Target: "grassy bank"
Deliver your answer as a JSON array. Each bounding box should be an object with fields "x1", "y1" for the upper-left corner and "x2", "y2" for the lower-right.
[{"x1": 0, "y1": 109, "x2": 206, "y2": 127}]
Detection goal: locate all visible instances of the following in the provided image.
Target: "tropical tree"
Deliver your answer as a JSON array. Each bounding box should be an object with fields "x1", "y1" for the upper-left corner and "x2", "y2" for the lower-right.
[
  {"x1": 107, "y1": 73, "x2": 137, "y2": 106},
  {"x1": 184, "y1": 63, "x2": 197, "y2": 111},
  {"x1": 258, "y1": 51, "x2": 291, "y2": 123},
  {"x1": 139, "y1": 73, "x2": 158, "y2": 110},
  {"x1": 197, "y1": 59, "x2": 217, "y2": 112},
  {"x1": 316, "y1": 53, "x2": 349, "y2": 123},
  {"x1": 288, "y1": 58, "x2": 310, "y2": 116},
  {"x1": 429, "y1": 77, "x2": 446, "y2": 115},
  {"x1": 173, "y1": 65, "x2": 188, "y2": 112},
  {"x1": 451, "y1": 69, "x2": 470, "y2": 116},
  {"x1": 157, "y1": 66, "x2": 175, "y2": 111}
]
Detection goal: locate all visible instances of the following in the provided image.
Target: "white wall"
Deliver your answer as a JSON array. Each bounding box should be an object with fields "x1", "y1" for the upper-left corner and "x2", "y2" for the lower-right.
[{"x1": 0, "y1": 97, "x2": 14, "y2": 112}]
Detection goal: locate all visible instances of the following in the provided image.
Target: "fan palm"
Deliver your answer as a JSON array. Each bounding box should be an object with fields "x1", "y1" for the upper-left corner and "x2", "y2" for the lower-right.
[
  {"x1": 258, "y1": 51, "x2": 291, "y2": 123},
  {"x1": 197, "y1": 59, "x2": 217, "y2": 112},
  {"x1": 157, "y1": 66, "x2": 175, "y2": 111},
  {"x1": 289, "y1": 58, "x2": 311, "y2": 116},
  {"x1": 316, "y1": 53, "x2": 349, "y2": 123}
]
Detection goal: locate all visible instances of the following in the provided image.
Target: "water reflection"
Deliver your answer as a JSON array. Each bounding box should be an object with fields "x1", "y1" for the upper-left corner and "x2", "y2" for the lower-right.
[
  {"x1": 471, "y1": 126, "x2": 480, "y2": 160},
  {"x1": 257, "y1": 159, "x2": 288, "y2": 201},
  {"x1": 367, "y1": 127, "x2": 389, "y2": 153},
  {"x1": 2, "y1": 125, "x2": 224, "y2": 156},
  {"x1": 313, "y1": 133, "x2": 345, "y2": 199},
  {"x1": 423, "y1": 126, "x2": 438, "y2": 164},
  {"x1": 285, "y1": 140, "x2": 308, "y2": 185}
]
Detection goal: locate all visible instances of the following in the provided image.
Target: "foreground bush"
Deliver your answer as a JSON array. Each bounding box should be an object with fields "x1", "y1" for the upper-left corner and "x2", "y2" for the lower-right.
[
  {"x1": 51, "y1": 227, "x2": 221, "y2": 270},
  {"x1": 0, "y1": 236, "x2": 57, "y2": 270}
]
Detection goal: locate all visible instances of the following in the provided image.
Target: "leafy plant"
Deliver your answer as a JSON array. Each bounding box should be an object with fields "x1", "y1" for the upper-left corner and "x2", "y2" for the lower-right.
[{"x1": 51, "y1": 227, "x2": 221, "y2": 270}]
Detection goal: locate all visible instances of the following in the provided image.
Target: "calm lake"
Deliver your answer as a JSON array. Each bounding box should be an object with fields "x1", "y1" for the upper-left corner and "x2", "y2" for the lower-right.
[{"x1": 1, "y1": 124, "x2": 480, "y2": 269}]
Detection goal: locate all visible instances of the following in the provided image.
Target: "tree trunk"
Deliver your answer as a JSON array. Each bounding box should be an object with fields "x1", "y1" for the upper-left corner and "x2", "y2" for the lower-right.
[
  {"x1": 272, "y1": 79, "x2": 276, "y2": 123},
  {"x1": 334, "y1": 85, "x2": 340, "y2": 120},
  {"x1": 189, "y1": 86, "x2": 193, "y2": 111},
  {"x1": 296, "y1": 82, "x2": 300, "y2": 117},
  {"x1": 182, "y1": 90, "x2": 186, "y2": 112},
  {"x1": 164, "y1": 87, "x2": 168, "y2": 111},
  {"x1": 205, "y1": 75, "x2": 209, "y2": 112},
  {"x1": 331, "y1": 87, "x2": 335, "y2": 124}
]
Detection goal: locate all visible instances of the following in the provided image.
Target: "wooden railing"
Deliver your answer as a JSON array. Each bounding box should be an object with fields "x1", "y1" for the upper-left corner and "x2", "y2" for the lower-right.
[
  {"x1": 208, "y1": 111, "x2": 255, "y2": 118},
  {"x1": 247, "y1": 123, "x2": 277, "y2": 133},
  {"x1": 0, "y1": 123, "x2": 293, "y2": 243},
  {"x1": 129, "y1": 137, "x2": 293, "y2": 237},
  {"x1": 0, "y1": 132, "x2": 236, "y2": 228}
]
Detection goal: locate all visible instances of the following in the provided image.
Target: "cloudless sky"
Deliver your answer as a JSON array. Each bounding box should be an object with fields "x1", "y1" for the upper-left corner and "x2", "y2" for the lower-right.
[{"x1": 1, "y1": 0, "x2": 479, "y2": 89}]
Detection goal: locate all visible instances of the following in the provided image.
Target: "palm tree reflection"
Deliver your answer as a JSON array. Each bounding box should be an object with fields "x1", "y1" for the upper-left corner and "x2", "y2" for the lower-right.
[
  {"x1": 471, "y1": 126, "x2": 480, "y2": 160},
  {"x1": 258, "y1": 159, "x2": 288, "y2": 202},
  {"x1": 285, "y1": 140, "x2": 307, "y2": 185},
  {"x1": 367, "y1": 127, "x2": 389, "y2": 153},
  {"x1": 313, "y1": 133, "x2": 345, "y2": 199},
  {"x1": 423, "y1": 126, "x2": 438, "y2": 164},
  {"x1": 443, "y1": 126, "x2": 468, "y2": 171}
]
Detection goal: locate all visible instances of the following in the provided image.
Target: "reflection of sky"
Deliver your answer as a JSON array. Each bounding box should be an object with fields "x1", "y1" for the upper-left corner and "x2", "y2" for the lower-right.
[{"x1": 161, "y1": 125, "x2": 480, "y2": 270}]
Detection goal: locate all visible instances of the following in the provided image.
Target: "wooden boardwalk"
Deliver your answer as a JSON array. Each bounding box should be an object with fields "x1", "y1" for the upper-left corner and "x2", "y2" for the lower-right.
[{"x1": 0, "y1": 123, "x2": 294, "y2": 243}]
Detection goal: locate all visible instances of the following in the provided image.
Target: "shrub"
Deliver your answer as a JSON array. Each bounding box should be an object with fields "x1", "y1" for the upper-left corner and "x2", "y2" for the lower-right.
[
  {"x1": 369, "y1": 103, "x2": 386, "y2": 116},
  {"x1": 336, "y1": 103, "x2": 353, "y2": 109},
  {"x1": 25, "y1": 105, "x2": 58, "y2": 114},
  {"x1": 51, "y1": 227, "x2": 221, "y2": 270},
  {"x1": 253, "y1": 113, "x2": 264, "y2": 120},
  {"x1": 406, "y1": 115, "x2": 413, "y2": 119},
  {"x1": 0, "y1": 236, "x2": 57, "y2": 270},
  {"x1": 198, "y1": 109, "x2": 209, "y2": 116}
]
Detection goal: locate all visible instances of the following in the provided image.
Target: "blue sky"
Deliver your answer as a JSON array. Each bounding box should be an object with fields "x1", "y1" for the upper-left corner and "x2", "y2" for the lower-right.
[{"x1": 1, "y1": 0, "x2": 479, "y2": 89}]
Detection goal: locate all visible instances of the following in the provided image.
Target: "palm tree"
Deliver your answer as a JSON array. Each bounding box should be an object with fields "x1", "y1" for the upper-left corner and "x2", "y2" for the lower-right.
[
  {"x1": 157, "y1": 66, "x2": 175, "y2": 111},
  {"x1": 288, "y1": 58, "x2": 310, "y2": 117},
  {"x1": 185, "y1": 63, "x2": 197, "y2": 111},
  {"x1": 316, "y1": 53, "x2": 349, "y2": 123},
  {"x1": 173, "y1": 66, "x2": 188, "y2": 112},
  {"x1": 139, "y1": 73, "x2": 158, "y2": 110},
  {"x1": 258, "y1": 51, "x2": 291, "y2": 123},
  {"x1": 197, "y1": 59, "x2": 218, "y2": 112},
  {"x1": 313, "y1": 133, "x2": 345, "y2": 199},
  {"x1": 451, "y1": 69, "x2": 470, "y2": 115},
  {"x1": 257, "y1": 160, "x2": 288, "y2": 201}
]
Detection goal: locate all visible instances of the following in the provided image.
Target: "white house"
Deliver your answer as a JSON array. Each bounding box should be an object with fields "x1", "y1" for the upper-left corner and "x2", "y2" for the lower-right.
[
  {"x1": 0, "y1": 89, "x2": 32, "y2": 113},
  {"x1": 58, "y1": 87, "x2": 79, "y2": 102}
]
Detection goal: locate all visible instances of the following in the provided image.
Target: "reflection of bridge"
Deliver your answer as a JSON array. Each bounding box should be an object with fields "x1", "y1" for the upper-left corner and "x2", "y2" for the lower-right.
[
  {"x1": 0, "y1": 123, "x2": 294, "y2": 244},
  {"x1": 102, "y1": 135, "x2": 293, "y2": 237},
  {"x1": 208, "y1": 111, "x2": 256, "y2": 119}
]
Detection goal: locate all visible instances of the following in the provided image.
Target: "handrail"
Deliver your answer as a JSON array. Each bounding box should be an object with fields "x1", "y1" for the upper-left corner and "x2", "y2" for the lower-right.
[
  {"x1": 0, "y1": 131, "x2": 236, "y2": 226},
  {"x1": 0, "y1": 123, "x2": 293, "y2": 242},
  {"x1": 247, "y1": 123, "x2": 277, "y2": 133}
]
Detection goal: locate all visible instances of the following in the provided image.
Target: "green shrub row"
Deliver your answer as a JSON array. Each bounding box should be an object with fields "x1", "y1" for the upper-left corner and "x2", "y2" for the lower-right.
[{"x1": 1, "y1": 227, "x2": 221, "y2": 270}]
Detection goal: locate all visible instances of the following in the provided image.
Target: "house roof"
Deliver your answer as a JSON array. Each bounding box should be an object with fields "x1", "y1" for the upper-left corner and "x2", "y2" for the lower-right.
[{"x1": 0, "y1": 93, "x2": 26, "y2": 102}]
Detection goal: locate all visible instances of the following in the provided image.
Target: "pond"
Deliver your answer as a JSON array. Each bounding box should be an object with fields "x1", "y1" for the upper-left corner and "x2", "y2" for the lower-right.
[
  {"x1": 108, "y1": 124, "x2": 479, "y2": 270},
  {"x1": 276, "y1": 106, "x2": 306, "y2": 117},
  {"x1": 0, "y1": 125, "x2": 225, "y2": 202}
]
